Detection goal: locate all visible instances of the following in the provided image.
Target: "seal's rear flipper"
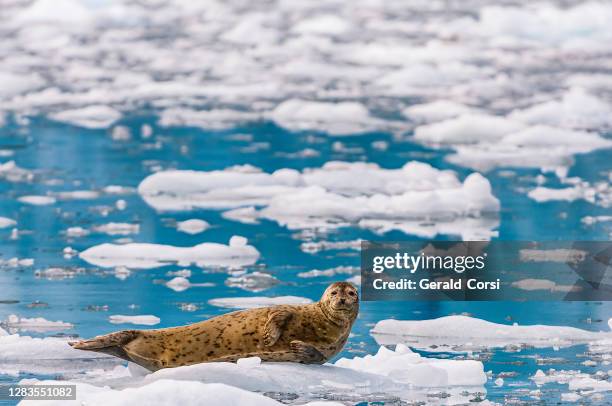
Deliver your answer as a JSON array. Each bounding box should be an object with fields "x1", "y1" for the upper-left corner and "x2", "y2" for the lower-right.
[
  {"x1": 69, "y1": 330, "x2": 140, "y2": 362},
  {"x1": 290, "y1": 340, "x2": 326, "y2": 364}
]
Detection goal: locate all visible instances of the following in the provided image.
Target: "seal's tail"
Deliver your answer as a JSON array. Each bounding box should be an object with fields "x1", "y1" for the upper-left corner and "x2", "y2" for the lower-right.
[{"x1": 69, "y1": 330, "x2": 140, "y2": 361}]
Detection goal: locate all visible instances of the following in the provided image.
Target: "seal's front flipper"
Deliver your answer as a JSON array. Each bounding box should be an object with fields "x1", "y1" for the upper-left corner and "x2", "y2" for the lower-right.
[
  {"x1": 290, "y1": 340, "x2": 326, "y2": 364},
  {"x1": 69, "y1": 330, "x2": 139, "y2": 361},
  {"x1": 263, "y1": 309, "x2": 293, "y2": 347}
]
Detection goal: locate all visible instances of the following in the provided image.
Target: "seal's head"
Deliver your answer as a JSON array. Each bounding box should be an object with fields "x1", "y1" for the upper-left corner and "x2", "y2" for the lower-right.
[{"x1": 320, "y1": 282, "x2": 359, "y2": 320}]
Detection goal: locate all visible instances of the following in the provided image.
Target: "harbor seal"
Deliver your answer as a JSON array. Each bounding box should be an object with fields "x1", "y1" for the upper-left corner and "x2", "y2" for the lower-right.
[{"x1": 70, "y1": 282, "x2": 358, "y2": 371}]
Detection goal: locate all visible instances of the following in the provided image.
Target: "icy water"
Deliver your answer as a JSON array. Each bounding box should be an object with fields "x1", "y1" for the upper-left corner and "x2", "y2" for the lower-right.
[{"x1": 0, "y1": 117, "x2": 611, "y2": 404}]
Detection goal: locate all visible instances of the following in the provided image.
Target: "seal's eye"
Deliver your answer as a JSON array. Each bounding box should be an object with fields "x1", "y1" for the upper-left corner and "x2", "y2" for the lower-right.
[
  {"x1": 331, "y1": 291, "x2": 337, "y2": 295},
  {"x1": 348, "y1": 291, "x2": 356, "y2": 296}
]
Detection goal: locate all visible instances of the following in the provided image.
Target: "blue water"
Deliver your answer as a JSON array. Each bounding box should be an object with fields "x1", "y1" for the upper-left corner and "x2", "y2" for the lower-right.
[{"x1": 1, "y1": 117, "x2": 611, "y2": 404}]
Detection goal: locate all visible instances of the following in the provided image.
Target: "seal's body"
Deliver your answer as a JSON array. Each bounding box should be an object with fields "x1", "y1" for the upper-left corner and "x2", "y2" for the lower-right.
[{"x1": 70, "y1": 282, "x2": 358, "y2": 371}]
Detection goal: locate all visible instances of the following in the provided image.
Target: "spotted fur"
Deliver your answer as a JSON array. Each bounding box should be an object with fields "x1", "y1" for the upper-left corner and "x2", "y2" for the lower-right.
[{"x1": 70, "y1": 282, "x2": 359, "y2": 371}]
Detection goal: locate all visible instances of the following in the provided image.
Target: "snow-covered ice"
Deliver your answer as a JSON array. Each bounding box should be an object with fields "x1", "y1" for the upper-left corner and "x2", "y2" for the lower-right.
[
  {"x1": 139, "y1": 162, "x2": 500, "y2": 239},
  {"x1": 1, "y1": 314, "x2": 73, "y2": 333},
  {"x1": 18, "y1": 195, "x2": 56, "y2": 205},
  {"x1": 49, "y1": 105, "x2": 121, "y2": 129},
  {"x1": 0, "y1": 217, "x2": 16, "y2": 228},
  {"x1": 16, "y1": 343, "x2": 488, "y2": 405},
  {"x1": 79, "y1": 236, "x2": 259, "y2": 269},
  {"x1": 109, "y1": 315, "x2": 160, "y2": 326},
  {"x1": 176, "y1": 219, "x2": 210, "y2": 235},
  {"x1": 371, "y1": 315, "x2": 612, "y2": 352}
]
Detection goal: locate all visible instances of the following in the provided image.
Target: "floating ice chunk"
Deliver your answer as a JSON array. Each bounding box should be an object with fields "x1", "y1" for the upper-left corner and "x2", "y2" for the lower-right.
[
  {"x1": 65, "y1": 227, "x2": 90, "y2": 238},
  {"x1": 35, "y1": 267, "x2": 81, "y2": 280},
  {"x1": 300, "y1": 240, "x2": 362, "y2": 254},
  {"x1": 443, "y1": 125, "x2": 612, "y2": 172},
  {"x1": 55, "y1": 190, "x2": 100, "y2": 200},
  {"x1": 18, "y1": 195, "x2": 56, "y2": 205},
  {"x1": 0, "y1": 330, "x2": 118, "y2": 377},
  {"x1": 471, "y1": 2, "x2": 612, "y2": 45},
  {"x1": 0, "y1": 257, "x2": 34, "y2": 269},
  {"x1": 225, "y1": 272, "x2": 279, "y2": 292},
  {"x1": 0, "y1": 217, "x2": 16, "y2": 229},
  {"x1": 139, "y1": 162, "x2": 499, "y2": 239},
  {"x1": 403, "y1": 100, "x2": 480, "y2": 123},
  {"x1": 371, "y1": 316, "x2": 612, "y2": 351},
  {"x1": 569, "y1": 377, "x2": 612, "y2": 392},
  {"x1": 511, "y1": 279, "x2": 578, "y2": 293},
  {"x1": 335, "y1": 344, "x2": 486, "y2": 387},
  {"x1": 376, "y1": 63, "x2": 488, "y2": 95},
  {"x1": 19, "y1": 381, "x2": 285, "y2": 406},
  {"x1": 293, "y1": 15, "x2": 351, "y2": 35},
  {"x1": 159, "y1": 108, "x2": 260, "y2": 130},
  {"x1": 222, "y1": 207, "x2": 260, "y2": 224},
  {"x1": 0, "y1": 72, "x2": 44, "y2": 98},
  {"x1": 79, "y1": 236, "x2": 259, "y2": 269},
  {"x1": 519, "y1": 248, "x2": 588, "y2": 263},
  {"x1": 109, "y1": 315, "x2": 160, "y2": 326},
  {"x1": 92, "y1": 222, "x2": 140, "y2": 236},
  {"x1": 270, "y1": 99, "x2": 379, "y2": 135},
  {"x1": 102, "y1": 346, "x2": 486, "y2": 403},
  {"x1": 509, "y1": 88, "x2": 612, "y2": 130},
  {"x1": 14, "y1": 0, "x2": 93, "y2": 25},
  {"x1": 561, "y1": 392, "x2": 582, "y2": 402},
  {"x1": 208, "y1": 296, "x2": 313, "y2": 309},
  {"x1": 260, "y1": 172, "x2": 499, "y2": 235},
  {"x1": 298, "y1": 266, "x2": 358, "y2": 278},
  {"x1": 0, "y1": 161, "x2": 34, "y2": 182},
  {"x1": 2, "y1": 314, "x2": 73, "y2": 333},
  {"x1": 165, "y1": 277, "x2": 213, "y2": 292},
  {"x1": 528, "y1": 186, "x2": 585, "y2": 202},
  {"x1": 414, "y1": 114, "x2": 525, "y2": 144},
  {"x1": 176, "y1": 219, "x2": 210, "y2": 235},
  {"x1": 49, "y1": 105, "x2": 121, "y2": 129},
  {"x1": 165, "y1": 277, "x2": 191, "y2": 292}
]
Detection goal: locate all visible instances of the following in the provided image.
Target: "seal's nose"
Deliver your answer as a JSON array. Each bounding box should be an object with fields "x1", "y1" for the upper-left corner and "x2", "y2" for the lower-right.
[{"x1": 339, "y1": 298, "x2": 346, "y2": 304}]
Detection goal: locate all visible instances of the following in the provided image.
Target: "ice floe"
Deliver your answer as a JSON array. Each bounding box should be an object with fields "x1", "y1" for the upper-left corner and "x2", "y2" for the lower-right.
[
  {"x1": 159, "y1": 108, "x2": 260, "y2": 131},
  {"x1": 139, "y1": 162, "x2": 500, "y2": 239},
  {"x1": 79, "y1": 236, "x2": 259, "y2": 269},
  {"x1": 19, "y1": 381, "x2": 296, "y2": 406},
  {"x1": 208, "y1": 296, "x2": 313, "y2": 309},
  {"x1": 16, "y1": 342, "x2": 489, "y2": 405},
  {"x1": 49, "y1": 105, "x2": 121, "y2": 129},
  {"x1": 17, "y1": 195, "x2": 56, "y2": 205},
  {"x1": 176, "y1": 219, "x2": 210, "y2": 235},
  {"x1": 109, "y1": 315, "x2": 160, "y2": 326},
  {"x1": 297, "y1": 266, "x2": 358, "y2": 279},
  {"x1": 371, "y1": 315, "x2": 612, "y2": 352},
  {"x1": 225, "y1": 272, "x2": 279, "y2": 292},
  {"x1": 335, "y1": 344, "x2": 486, "y2": 387},
  {"x1": 92, "y1": 222, "x2": 140, "y2": 236},
  {"x1": 164, "y1": 277, "x2": 214, "y2": 292},
  {"x1": 0, "y1": 217, "x2": 16, "y2": 228},
  {"x1": 0, "y1": 329, "x2": 120, "y2": 376},
  {"x1": 270, "y1": 99, "x2": 385, "y2": 135},
  {"x1": 1, "y1": 314, "x2": 73, "y2": 333}
]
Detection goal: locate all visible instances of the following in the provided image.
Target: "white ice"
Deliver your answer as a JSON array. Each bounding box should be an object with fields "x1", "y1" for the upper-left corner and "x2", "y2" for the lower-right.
[
  {"x1": 49, "y1": 105, "x2": 121, "y2": 129},
  {"x1": 0, "y1": 217, "x2": 16, "y2": 229},
  {"x1": 139, "y1": 161, "x2": 499, "y2": 239},
  {"x1": 1, "y1": 314, "x2": 73, "y2": 333},
  {"x1": 109, "y1": 315, "x2": 161, "y2": 326},
  {"x1": 79, "y1": 236, "x2": 259, "y2": 269},
  {"x1": 371, "y1": 315, "x2": 612, "y2": 352},
  {"x1": 176, "y1": 219, "x2": 210, "y2": 235}
]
